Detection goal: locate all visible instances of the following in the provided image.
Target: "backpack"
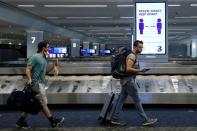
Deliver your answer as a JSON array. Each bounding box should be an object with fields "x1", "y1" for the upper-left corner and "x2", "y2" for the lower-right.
[{"x1": 111, "y1": 47, "x2": 135, "y2": 79}]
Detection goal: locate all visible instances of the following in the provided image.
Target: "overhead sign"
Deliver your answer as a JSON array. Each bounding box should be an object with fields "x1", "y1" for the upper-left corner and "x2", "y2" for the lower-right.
[{"x1": 135, "y1": 2, "x2": 166, "y2": 54}]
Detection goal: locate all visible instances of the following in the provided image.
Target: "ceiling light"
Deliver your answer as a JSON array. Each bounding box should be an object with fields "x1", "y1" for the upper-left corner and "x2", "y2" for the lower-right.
[
  {"x1": 168, "y1": 36, "x2": 176, "y2": 38},
  {"x1": 88, "y1": 28, "x2": 122, "y2": 32},
  {"x1": 190, "y1": 4, "x2": 197, "y2": 6},
  {"x1": 44, "y1": 5, "x2": 107, "y2": 7},
  {"x1": 88, "y1": 30, "x2": 100, "y2": 32},
  {"x1": 168, "y1": 32, "x2": 185, "y2": 34},
  {"x1": 46, "y1": 17, "x2": 59, "y2": 19},
  {"x1": 109, "y1": 36, "x2": 128, "y2": 38},
  {"x1": 168, "y1": 4, "x2": 181, "y2": 7},
  {"x1": 96, "y1": 33, "x2": 124, "y2": 35},
  {"x1": 124, "y1": 28, "x2": 131, "y2": 31},
  {"x1": 99, "y1": 37, "x2": 105, "y2": 39},
  {"x1": 17, "y1": 5, "x2": 35, "y2": 7},
  {"x1": 76, "y1": 30, "x2": 85, "y2": 32},
  {"x1": 66, "y1": 17, "x2": 112, "y2": 19},
  {"x1": 117, "y1": 5, "x2": 134, "y2": 7},
  {"x1": 168, "y1": 29, "x2": 192, "y2": 31},
  {"x1": 120, "y1": 17, "x2": 134, "y2": 19},
  {"x1": 175, "y1": 16, "x2": 197, "y2": 19},
  {"x1": 190, "y1": 16, "x2": 197, "y2": 18}
]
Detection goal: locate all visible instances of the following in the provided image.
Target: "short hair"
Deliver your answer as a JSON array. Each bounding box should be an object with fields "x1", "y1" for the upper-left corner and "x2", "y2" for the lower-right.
[
  {"x1": 37, "y1": 41, "x2": 48, "y2": 53},
  {"x1": 133, "y1": 40, "x2": 143, "y2": 47}
]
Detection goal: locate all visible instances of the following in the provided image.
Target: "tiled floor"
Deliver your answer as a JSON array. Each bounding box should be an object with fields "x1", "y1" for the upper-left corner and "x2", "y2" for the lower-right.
[{"x1": 1, "y1": 106, "x2": 197, "y2": 129}]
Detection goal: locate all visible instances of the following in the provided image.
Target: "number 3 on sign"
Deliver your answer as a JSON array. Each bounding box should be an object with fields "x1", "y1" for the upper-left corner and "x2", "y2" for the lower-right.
[
  {"x1": 31, "y1": 37, "x2": 36, "y2": 44},
  {"x1": 157, "y1": 46, "x2": 162, "y2": 52}
]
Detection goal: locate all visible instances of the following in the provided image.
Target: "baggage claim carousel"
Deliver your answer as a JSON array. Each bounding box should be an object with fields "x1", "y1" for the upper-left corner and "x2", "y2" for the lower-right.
[{"x1": 0, "y1": 61, "x2": 197, "y2": 105}]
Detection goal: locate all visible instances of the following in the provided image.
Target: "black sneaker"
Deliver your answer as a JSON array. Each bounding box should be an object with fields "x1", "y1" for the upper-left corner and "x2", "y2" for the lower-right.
[
  {"x1": 142, "y1": 118, "x2": 157, "y2": 126},
  {"x1": 16, "y1": 120, "x2": 30, "y2": 129},
  {"x1": 51, "y1": 117, "x2": 64, "y2": 128},
  {"x1": 111, "y1": 117, "x2": 126, "y2": 126}
]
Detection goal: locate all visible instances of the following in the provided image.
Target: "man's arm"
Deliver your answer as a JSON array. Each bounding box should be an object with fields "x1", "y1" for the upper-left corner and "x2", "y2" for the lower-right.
[
  {"x1": 26, "y1": 64, "x2": 32, "y2": 84},
  {"x1": 46, "y1": 64, "x2": 55, "y2": 74},
  {"x1": 46, "y1": 63, "x2": 59, "y2": 74},
  {"x1": 126, "y1": 59, "x2": 145, "y2": 73}
]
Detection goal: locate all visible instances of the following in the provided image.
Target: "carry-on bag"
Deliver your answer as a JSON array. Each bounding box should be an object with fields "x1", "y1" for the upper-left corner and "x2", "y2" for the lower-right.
[
  {"x1": 98, "y1": 92, "x2": 120, "y2": 122},
  {"x1": 7, "y1": 84, "x2": 42, "y2": 115}
]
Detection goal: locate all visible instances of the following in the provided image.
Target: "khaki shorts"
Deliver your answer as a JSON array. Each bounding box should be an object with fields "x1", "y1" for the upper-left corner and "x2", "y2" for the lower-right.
[{"x1": 34, "y1": 83, "x2": 48, "y2": 106}]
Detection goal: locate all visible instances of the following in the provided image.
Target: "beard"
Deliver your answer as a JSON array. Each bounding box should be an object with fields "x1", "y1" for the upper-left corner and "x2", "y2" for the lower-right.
[{"x1": 136, "y1": 50, "x2": 141, "y2": 54}]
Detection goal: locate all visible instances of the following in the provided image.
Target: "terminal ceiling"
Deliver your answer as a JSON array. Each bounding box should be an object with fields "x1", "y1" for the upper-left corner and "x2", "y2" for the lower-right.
[{"x1": 0, "y1": 0, "x2": 197, "y2": 45}]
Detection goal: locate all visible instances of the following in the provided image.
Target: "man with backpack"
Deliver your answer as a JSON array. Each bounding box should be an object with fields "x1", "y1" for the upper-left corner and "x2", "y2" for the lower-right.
[{"x1": 111, "y1": 40, "x2": 157, "y2": 126}]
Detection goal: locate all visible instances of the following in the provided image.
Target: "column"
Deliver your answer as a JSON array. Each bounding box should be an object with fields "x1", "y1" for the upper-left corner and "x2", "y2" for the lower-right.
[
  {"x1": 100, "y1": 44, "x2": 105, "y2": 50},
  {"x1": 191, "y1": 39, "x2": 197, "y2": 58},
  {"x1": 70, "y1": 39, "x2": 80, "y2": 57},
  {"x1": 83, "y1": 41, "x2": 90, "y2": 56},
  {"x1": 187, "y1": 43, "x2": 191, "y2": 57},
  {"x1": 92, "y1": 42, "x2": 99, "y2": 56},
  {"x1": 27, "y1": 31, "x2": 43, "y2": 58},
  {"x1": 100, "y1": 44, "x2": 106, "y2": 56}
]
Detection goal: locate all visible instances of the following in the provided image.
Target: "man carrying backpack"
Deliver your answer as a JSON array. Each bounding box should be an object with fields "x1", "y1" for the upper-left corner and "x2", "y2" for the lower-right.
[{"x1": 111, "y1": 40, "x2": 157, "y2": 126}]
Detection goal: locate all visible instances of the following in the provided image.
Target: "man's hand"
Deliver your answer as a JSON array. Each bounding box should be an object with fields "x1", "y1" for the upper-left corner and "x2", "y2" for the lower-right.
[
  {"x1": 27, "y1": 79, "x2": 32, "y2": 85},
  {"x1": 140, "y1": 68, "x2": 150, "y2": 72},
  {"x1": 26, "y1": 64, "x2": 32, "y2": 85},
  {"x1": 53, "y1": 65, "x2": 59, "y2": 76}
]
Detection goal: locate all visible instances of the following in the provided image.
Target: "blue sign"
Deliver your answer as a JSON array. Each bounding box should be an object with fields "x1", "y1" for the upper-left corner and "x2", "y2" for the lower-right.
[
  {"x1": 50, "y1": 47, "x2": 67, "y2": 54},
  {"x1": 99, "y1": 50, "x2": 111, "y2": 55},
  {"x1": 81, "y1": 49, "x2": 95, "y2": 54}
]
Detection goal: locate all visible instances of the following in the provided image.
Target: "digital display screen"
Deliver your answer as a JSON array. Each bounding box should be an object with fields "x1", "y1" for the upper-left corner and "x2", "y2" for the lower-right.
[
  {"x1": 135, "y1": 2, "x2": 166, "y2": 54},
  {"x1": 99, "y1": 50, "x2": 111, "y2": 55},
  {"x1": 50, "y1": 47, "x2": 67, "y2": 54},
  {"x1": 81, "y1": 49, "x2": 95, "y2": 54}
]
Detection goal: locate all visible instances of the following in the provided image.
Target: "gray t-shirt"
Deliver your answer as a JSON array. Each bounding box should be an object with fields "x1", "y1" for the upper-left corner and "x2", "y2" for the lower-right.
[
  {"x1": 120, "y1": 53, "x2": 137, "y2": 86},
  {"x1": 27, "y1": 53, "x2": 47, "y2": 84}
]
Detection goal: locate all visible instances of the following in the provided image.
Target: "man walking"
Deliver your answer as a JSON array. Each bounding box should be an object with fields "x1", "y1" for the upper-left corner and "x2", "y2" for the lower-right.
[
  {"x1": 16, "y1": 41, "x2": 64, "y2": 129},
  {"x1": 111, "y1": 40, "x2": 157, "y2": 126}
]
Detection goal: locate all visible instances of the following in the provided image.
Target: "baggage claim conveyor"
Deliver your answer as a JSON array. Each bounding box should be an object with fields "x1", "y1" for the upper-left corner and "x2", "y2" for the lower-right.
[{"x1": 0, "y1": 61, "x2": 197, "y2": 105}]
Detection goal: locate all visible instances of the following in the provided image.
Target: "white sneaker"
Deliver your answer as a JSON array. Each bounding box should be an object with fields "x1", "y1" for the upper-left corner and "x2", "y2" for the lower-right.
[{"x1": 142, "y1": 118, "x2": 157, "y2": 126}]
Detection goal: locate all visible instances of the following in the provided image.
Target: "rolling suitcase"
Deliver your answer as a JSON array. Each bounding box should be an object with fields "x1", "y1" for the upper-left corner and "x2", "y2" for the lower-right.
[{"x1": 98, "y1": 92, "x2": 120, "y2": 122}]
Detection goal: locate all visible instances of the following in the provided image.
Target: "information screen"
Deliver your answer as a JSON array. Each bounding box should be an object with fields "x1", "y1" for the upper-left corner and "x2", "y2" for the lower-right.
[
  {"x1": 99, "y1": 50, "x2": 111, "y2": 55},
  {"x1": 50, "y1": 47, "x2": 67, "y2": 54},
  {"x1": 135, "y1": 2, "x2": 166, "y2": 54},
  {"x1": 81, "y1": 49, "x2": 95, "y2": 54}
]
